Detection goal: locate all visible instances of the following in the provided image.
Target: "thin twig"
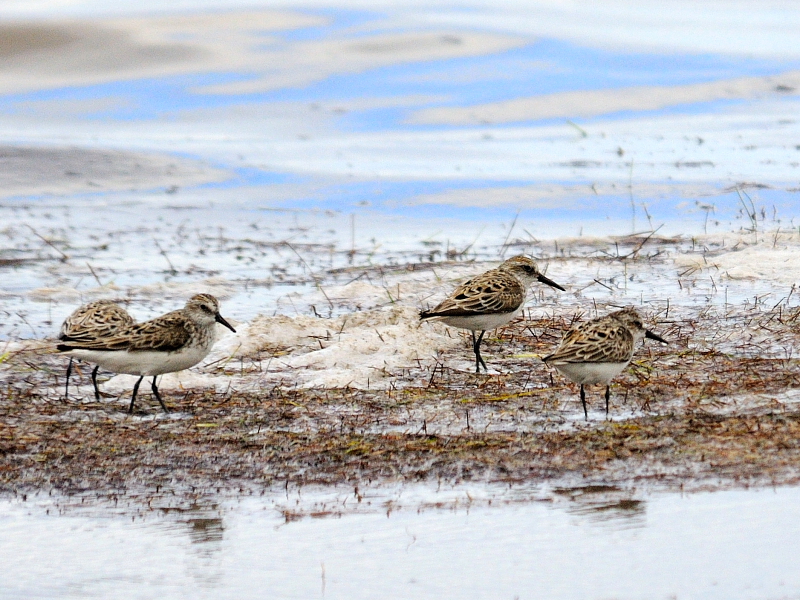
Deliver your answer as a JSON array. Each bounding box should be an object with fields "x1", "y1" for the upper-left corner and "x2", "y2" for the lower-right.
[
  {"x1": 284, "y1": 241, "x2": 334, "y2": 310},
  {"x1": 26, "y1": 225, "x2": 68, "y2": 262},
  {"x1": 86, "y1": 263, "x2": 103, "y2": 286},
  {"x1": 500, "y1": 211, "x2": 520, "y2": 258},
  {"x1": 153, "y1": 239, "x2": 177, "y2": 275}
]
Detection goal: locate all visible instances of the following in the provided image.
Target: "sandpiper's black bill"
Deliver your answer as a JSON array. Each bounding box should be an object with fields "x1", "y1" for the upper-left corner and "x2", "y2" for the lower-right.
[
  {"x1": 215, "y1": 313, "x2": 237, "y2": 333},
  {"x1": 645, "y1": 330, "x2": 668, "y2": 344},
  {"x1": 537, "y1": 273, "x2": 566, "y2": 291}
]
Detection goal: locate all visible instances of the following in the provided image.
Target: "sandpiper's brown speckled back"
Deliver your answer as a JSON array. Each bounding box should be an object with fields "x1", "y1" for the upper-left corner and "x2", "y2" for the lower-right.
[{"x1": 58, "y1": 300, "x2": 135, "y2": 345}]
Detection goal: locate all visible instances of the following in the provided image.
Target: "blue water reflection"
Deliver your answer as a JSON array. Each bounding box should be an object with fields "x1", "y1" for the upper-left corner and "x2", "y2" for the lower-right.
[
  {"x1": 1, "y1": 7, "x2": 798, "y2": 228},
  {"x1": 4, "y1": 32, "x2": 798, "y2": 127}
]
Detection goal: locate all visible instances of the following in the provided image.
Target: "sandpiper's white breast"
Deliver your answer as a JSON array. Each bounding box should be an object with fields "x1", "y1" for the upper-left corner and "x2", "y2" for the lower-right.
[
  {"x1": 66, "y1": 345, "x2": 213, "y2": 377},
  {"x1": 432, "y1": 310, "x2": 520, "y2": 332},
  {"x1": 552, "y1": 361, "x2": 629, "y2": 386}
]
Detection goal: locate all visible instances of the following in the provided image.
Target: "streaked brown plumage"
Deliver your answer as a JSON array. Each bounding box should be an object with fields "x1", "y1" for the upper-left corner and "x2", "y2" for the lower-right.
[
  {"x1": 422, "y1": 269, "x2": 526, "y2": 318},
  {"x1": 544, "y1": 314, "x2": 636, "y2": 365},
  {"x1": 544, "y1": 306, "x2": 667, "y2": 419},
  {"x1": 60, "y1": 311, "x2": 200, "y2": 353},
  {"x1": 421, "y1": 255, "x2": 565, "y2": 372},
  {"x1": 58, "y1": 299, "x2": 134, "y2": 400},
  {"x1": 57, "y1": 294, "x2": 236, "y2": 414}
]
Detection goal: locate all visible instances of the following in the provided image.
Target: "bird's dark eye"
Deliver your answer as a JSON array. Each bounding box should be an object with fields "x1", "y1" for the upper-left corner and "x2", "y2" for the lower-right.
[
  {"x1": 525, "y1": 265, "x2": 534, "y2": 272},
  {"x1": 201, "y1": 305, "x2": 213, "y2": 313}
]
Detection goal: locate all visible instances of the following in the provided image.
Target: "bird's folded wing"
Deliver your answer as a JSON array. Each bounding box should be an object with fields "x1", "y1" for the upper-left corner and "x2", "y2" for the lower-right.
[
  {"x1": 57, "y1": 312, "x2": 191, "y2": 352},
  {"x1": 544, "y1": 322, "x2": 633, "y2": 363},
  {"x1": 59, "y1": 317, "x2": 134, "y2": 343},
  {"x1": 59, "y1": 306, "x2": 134, "y2": 341},
  {"x1": 425, "y1": 272, "x2": 523, "y2": 316},
  {"x1": 124, "y1": 315, "x2": 192, "y2": 352}
]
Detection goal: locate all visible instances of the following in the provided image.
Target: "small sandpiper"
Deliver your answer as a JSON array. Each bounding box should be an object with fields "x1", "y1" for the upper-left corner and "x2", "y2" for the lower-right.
[
  {"x1": 56, "y1": 294, "x2": 236, "y2": 414},
  {"x1": 543, "y1": 306, "x2": 667, "y2": 419},
  {"x1": 421, "y1": 255, "x2": 565, "y2": 372},
  {"x1": 58, "y1": 300, "x2": 134, "y2": 400}
]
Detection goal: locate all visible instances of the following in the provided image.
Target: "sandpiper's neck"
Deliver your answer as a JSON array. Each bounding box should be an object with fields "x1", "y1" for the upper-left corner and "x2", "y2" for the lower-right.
[{"x1": 188, "y1": 318, "x2": 218, "y2": 350}]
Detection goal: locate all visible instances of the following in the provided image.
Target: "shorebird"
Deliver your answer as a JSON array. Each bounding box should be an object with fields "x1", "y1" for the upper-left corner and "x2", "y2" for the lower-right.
[
  {"x1": 543, "y1": 306, "x2": 667, "y2": 419},
  {"x1": 421, "y1": 255, "x2": 565, "y2": 372},
  {"x1": 56, "y1": 294, "x2": 235, "y2": 414},
  {"x1": 58, "y1": 300, "x2": 134, "y2": 400}
]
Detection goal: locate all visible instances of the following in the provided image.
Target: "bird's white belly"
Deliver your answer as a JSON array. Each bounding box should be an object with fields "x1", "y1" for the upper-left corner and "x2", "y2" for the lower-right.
[
  {"x1": 436, "y1": 310, "x2": 519, "y2": 332},
  {"x1": 552, "y1": 361, "x2": 629, "y2": 385},
  {"x1": 66, "y1": 345, "x2": 211, "y2": 376}
]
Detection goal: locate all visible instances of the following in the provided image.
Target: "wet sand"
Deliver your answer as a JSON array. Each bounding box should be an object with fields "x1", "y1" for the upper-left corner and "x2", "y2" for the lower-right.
[
  {"x1": 408, "y1": 71, "x2": 800, "y2": 125},
  {"x1": 5, "y1": 233, "x2": 800, "y2": 505},
  {"x1": 0, "y1": 14, "x2": 522, "y2": 95},
  {"x1": 0, "y1": 145, "x2": 229, "y2": 197},
  {"x1": 0, "y1": 0, "x2": 800, "y2": 517}
]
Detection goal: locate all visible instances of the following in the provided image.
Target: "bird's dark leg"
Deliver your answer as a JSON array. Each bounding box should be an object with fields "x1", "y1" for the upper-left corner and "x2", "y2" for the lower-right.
[
  {"x1": 477, "y1": 331, "x2": 488, "y2": 372},
  {"x1": 91, "y1": 366, "x2": 101, "y2": 401},
  {"x1": 64, "y1": 358, "x2": 73, "y2": 400},
  {"x1": 473, "y1": 330, "x2": 487, "y2": 373},
  {"x1": 129, "y1": 376, "x2": 144, "y2": 414},
  {"x1": 471, "y1": 331, "x2": 479, "y2": 373},
  {"x1": 605, "y1": 385, "x2": 611, "y2": 417},
  {"x1": 580, "y1": 384, "x2": 588, "y2": 420},
  {"x1": 151, "y1": 376, "x2": 169, "y2": 413}
]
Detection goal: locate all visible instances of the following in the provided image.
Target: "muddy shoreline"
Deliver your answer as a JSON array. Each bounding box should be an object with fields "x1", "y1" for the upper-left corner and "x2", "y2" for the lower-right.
[{"x1": 5, "y1": 289, "x2": 800, "y2": 507}]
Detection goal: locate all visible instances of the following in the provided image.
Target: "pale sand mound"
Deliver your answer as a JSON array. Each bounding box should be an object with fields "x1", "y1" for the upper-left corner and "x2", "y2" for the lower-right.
[
  {"x1": 674, "y1": 243, "x2": 800, "y2": 285},
  {"x1": 217, "y1": 305, "x2": 462, "y2": 389}
]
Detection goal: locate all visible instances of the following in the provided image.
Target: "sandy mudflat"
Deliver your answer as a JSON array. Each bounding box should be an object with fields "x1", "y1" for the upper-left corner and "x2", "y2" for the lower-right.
[
  {"x1": 3, "y1": 4, "x2": 800, "y2": 513},
  {"x1": 0, "y1": 13, "x2": 524, "y2": 95},
  {"x1": 0, "y1": 145, "x2": 229, "y2": 197},
  {"x1": 5, "y1": 233, "x2": 800, "y2": 506},
  {"x1": 407, "y1": 71, "x2": 800, "y2": 125},
  {"x1": 0, "y1": 11, "x2": 323, "y2": 93}
]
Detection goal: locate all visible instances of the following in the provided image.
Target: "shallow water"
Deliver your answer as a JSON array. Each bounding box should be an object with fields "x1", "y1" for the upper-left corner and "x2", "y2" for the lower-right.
[
  {"x1": 3, "y1": 484, "x2": 800, "y2": 599},
  {"x1": 4, "y1": 0, "x2": 800, "y2": 339}
]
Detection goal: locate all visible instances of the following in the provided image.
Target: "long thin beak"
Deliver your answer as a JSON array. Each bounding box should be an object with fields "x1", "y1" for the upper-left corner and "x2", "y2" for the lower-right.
[
  {"x1": 537, "y1": 273, "x2": 566, "y2": 291},
  {"x1": 645, "y1": 330, "x2": 667, "y2": 344},
  {"x1": 215, "y1": 313, "x2": 236, "y2": 333}
]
